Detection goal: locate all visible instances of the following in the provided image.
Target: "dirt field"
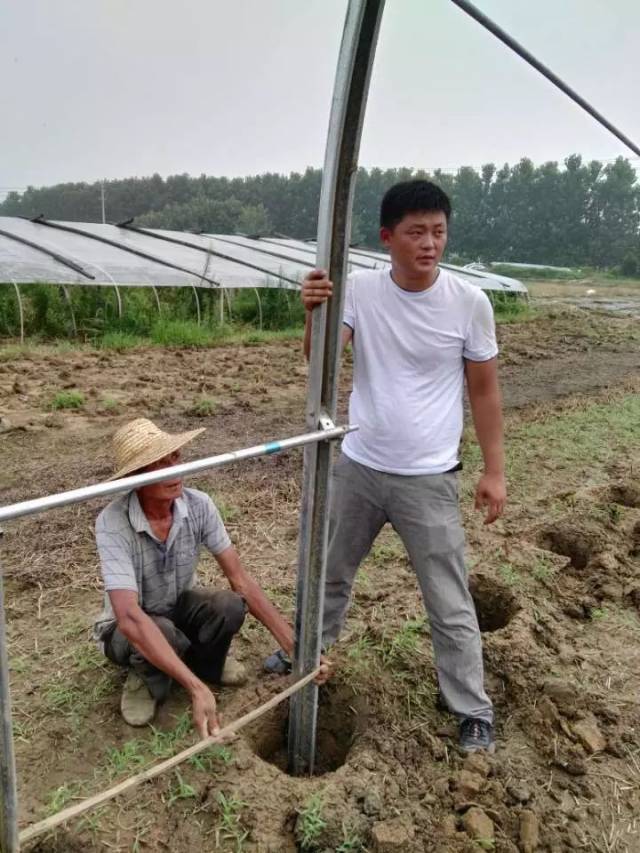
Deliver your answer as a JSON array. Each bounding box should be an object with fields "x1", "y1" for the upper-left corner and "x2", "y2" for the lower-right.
[{"x1": 1, "y1": 302, "x2": 640, "y2": 852}]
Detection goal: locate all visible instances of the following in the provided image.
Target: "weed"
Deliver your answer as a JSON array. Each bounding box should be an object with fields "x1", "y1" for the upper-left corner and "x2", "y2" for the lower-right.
[
  {"x1": 61, "y1": 614, "x2": 87, "y2": 640},
  {"x1": 608, "y1": 503, "x2": 623, "y2": 524},
  {"x1": 343, "y1": 634, "x2": 377, "y2": 679},
  {"x1": 475, "y1": 838, "x2": 496, "y2": 851},
  {"x1": 188, "y1": 396, "x2": 217, "y2": 417},
  {"x1": 150, "y1": 712, "x2": 192, "y2": 758},
  {"x1": 51, "y1": 389, "x2": 85, "y2": 410},
  {"x1": 71, "y1": 643, "x2": 107, "y2": 673},
  {"x1": 100, "y1": 396, "x2": 120, "y2": 412},
  {"x1": 403, "y1": 679, "x2": 438, "y2": 720},
  {"x1": 80, "y1": 808, "x2": 106, "y2": 836},
  {"x1": 189, "y1": 744, "x2": 234, "y2": 772},
  {"x1": 43, "y1": 682, "x2": 84, "y2": 714},
  {"x1": 532, "y1": 555, "x2": 554, "y2": 581},
  {"x1": 167, "y1": 770, "x2": 197, "y2": 806},
  {"x1": 498, "y1": 562, "x2": 520, "y2": 586},
  {"x1": 106, "y1": 739, "x2": 146, "y2": 776},
  {"x1": 377, "y1": 618, "x2": 427, "y2": 668},
  {"x1": 45, "y1": 783, "x2": 81, "y2": 816},
  {"x1": 590, "y1": 607, "x2": 609, "y2": 621},
  {"x1": 12, "y1": 720, "x2": 33, "y2": 742},
  {"x1": 354, "y1": 566, "x2": 372, "y2": 593},
  {"x1": 100, "y1": 331, "x2": 144, "y2": 350},
  {"x1": 296, "y1": 792, "x2": 327, "y2": 850},
  {"x1": 337, "y1": 832, "x2": 365, "y2": 853},
  {"x1": 131, "y1": 828, "x2": 149, "y2": 853},
  {"x1": 369, "y1": 536, "x2": 405, "y2": 566},
  {"x1": 216, "y1": 791, "x2": 249, "y2": 852},
  {"x1": 150, "y1": 319, "x2": 220, "y2": 347},
  {"x1": 489, "y1": 292, "x2": 535, "y2": 324},
  {"x1": 9, "y1": 656, "x2": 31, "y2": 674},
  {"x1": 219, "y1": 498, "x2": 239, "y2": 523}
]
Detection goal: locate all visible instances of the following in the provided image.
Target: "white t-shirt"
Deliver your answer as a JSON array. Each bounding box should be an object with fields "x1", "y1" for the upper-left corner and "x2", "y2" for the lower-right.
[{"x1": 341, "y1": 267, "x2": 498, "y2": 475}]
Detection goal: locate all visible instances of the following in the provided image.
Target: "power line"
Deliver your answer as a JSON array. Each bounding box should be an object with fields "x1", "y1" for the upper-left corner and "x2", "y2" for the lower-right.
[{"x1": 450, "y1": 0, "x2": 640, "y2": 158}]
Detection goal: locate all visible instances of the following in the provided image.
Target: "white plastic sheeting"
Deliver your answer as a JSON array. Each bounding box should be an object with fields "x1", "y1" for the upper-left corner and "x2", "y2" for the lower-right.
[{"x1": 0, "y1": 217, "x2": 527, "y2": 294}]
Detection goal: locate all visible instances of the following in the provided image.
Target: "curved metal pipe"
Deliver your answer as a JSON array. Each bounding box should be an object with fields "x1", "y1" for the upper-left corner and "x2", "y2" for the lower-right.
[
  {"x1": 253, "y1": 288, "x2": 263, "y2": 331},
  {"x1": 10, "y1": 280, "x2": 24, "y2": 344},
  {"x1": 61, "y1": 285, "x2": 77, "y2": 336},
  {"x1": 191, "y1": 285, "x2": 201, "y2": 325},
  {"x1": 151, "y1": 285, "x2": 161, "y2": 315},
  {"x1": 288, "y1": 0, "x2": 385, "y2": 776}
]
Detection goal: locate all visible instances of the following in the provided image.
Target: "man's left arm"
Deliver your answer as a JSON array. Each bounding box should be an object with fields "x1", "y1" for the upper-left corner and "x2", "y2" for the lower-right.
[
  {"x1": 464, "y1": 357, "x2": 506, "y2": 524},
  {"x1": 214, "y1": 546, "x2": 294, "y2": 656}
]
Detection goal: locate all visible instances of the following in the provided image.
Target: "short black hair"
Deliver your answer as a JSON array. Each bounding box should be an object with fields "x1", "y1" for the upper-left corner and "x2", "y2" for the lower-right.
[{"x1": 380, "y1": 180, "x2": 452, "y2": 229}]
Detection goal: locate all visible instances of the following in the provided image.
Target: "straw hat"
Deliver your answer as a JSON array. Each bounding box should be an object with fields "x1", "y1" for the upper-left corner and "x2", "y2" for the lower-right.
[{"x1": 109, "y1": 418, "x2": 205, "y2": 481}]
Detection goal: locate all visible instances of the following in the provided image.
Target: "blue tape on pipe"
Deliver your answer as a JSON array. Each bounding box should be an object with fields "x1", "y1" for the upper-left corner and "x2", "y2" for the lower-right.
[{"x1": 265, "y1": 442, "x2": 282, "y2": 455}]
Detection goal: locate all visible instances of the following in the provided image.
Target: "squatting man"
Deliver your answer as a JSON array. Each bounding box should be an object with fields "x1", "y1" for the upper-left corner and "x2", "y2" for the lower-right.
[
  {"x1": 93, "y1": 418, "x2": 326, "y2": 738},
  {"x1": 267, "y1": 180, "x2": 506, "y2": 754}
]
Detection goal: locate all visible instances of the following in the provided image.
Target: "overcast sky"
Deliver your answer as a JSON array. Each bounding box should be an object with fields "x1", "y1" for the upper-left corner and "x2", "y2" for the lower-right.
[{"x1": 1, "y1": 0, "x2": 638, "y2": 196}]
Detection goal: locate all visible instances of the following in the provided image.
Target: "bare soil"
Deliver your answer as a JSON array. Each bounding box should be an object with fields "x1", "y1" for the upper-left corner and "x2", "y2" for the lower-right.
[{"x1": 1, "y1": 305, "x2": 639, "y2": 852}]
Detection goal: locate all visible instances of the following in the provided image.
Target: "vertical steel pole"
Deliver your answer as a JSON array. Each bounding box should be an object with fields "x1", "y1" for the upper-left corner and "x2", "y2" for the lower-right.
[
  {"x1": 0, "y1": 549, "x2": 19, "y2": 852},
  {"x1": 288, "y1": 0, "x2": 385, "y2": 776}
]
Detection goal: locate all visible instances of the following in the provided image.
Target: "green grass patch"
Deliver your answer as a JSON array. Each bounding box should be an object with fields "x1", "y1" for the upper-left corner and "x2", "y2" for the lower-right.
[
  {"x1": 45, "y1": 783, "x2": 82, "y2": 816},
  {"x1": 377, "y1": 618, "x2": 427, "y2": 668},
  {"x1": 99, "y1": 331, "x2": 145, "y2": 350},
  {"x1": 50, "y1": 389, "x2": 85, "y2": 410},
  {"x1": 188, "y1": 396, "x2": 217, "y2": 417},
  {"x1": 189, "y1": 744, "x2": 234, "y2": 772},
  {"x1": 216, "y1": 791, "x2": 249, "y2": 851},
  {"x1": 498, "y1": 562, "x2": 520, "y2": 586},
  {"x1": 100, "y1": 395, "x2": 120, "y2": 413},
  {"x1": 167, "y1": 770, "x2": 197, "y2": 805},
  {"x1": 149, "y1": 319, "x2": 222, "y2": 347},
  {"x1": 296, "y1": 792, "x2": 327, "y2": 850},
  {"x1": 462, "y1": 394, "x2": 640, "y2": 500},
  {"x1": 105, "y1": 739, "x2": 147, "y2": 776},
  {"x1": 489, "y1": 292, "x2": 536, "y2": 324}
]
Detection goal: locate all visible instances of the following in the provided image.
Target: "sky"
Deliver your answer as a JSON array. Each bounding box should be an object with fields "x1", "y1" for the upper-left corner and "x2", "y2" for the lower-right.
[{"x1": 1, "y1": 0, "x2": 639, "y2": 196}]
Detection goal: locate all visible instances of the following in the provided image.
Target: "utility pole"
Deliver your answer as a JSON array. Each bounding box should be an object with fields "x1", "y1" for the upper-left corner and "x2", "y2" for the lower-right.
[{"x1": 100, "y1": 181, "x2": 106, "y2": 224}]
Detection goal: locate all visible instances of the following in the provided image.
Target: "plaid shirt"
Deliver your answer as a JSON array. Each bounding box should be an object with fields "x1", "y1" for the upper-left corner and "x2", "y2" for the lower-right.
[{"x1": 93, "y1": 488, "x2": 230, "y2": 641}]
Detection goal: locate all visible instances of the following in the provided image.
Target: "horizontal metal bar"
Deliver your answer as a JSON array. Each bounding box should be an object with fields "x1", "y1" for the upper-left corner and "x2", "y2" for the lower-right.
[
  {"x1": 450, "y1": 0, "x2": 640, "y2": 158},
  {"x1": 30, "y1": 217, "x2": 222, "y2": 288},
  {"x1": 0, "y1": 227, "x2": 95, "y2": 280},
  {"x1": 120, "y1": 225, "x2": 302, "y2": 287},
  {"x1": 0, "y1": 424, "x2": 357, "y2": 524}
]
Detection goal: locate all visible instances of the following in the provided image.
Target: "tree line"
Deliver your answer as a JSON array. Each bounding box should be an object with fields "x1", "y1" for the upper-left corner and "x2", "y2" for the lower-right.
[{"x1": 2, "y1": 155, "x2": 639, "y2": 269}]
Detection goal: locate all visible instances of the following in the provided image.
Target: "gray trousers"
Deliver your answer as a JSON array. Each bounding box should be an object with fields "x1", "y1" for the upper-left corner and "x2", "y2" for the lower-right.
[{"x1": 323, "y1": 454, "x2": 493, "y2": 724}]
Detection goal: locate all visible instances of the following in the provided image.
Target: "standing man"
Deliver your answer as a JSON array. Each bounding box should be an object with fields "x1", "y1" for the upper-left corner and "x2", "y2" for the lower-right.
[
  {"x1": 269, "y1": 180, "x2": 505, "y2": 753},
  {"x1": 94, "y1": 418, "x2": 297, "y2": 739}
]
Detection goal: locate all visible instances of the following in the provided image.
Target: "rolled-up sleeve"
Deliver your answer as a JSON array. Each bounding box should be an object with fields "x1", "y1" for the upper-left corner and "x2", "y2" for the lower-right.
[{"x1": 463, "y1": 290, "x2": 499, "y2": 362}]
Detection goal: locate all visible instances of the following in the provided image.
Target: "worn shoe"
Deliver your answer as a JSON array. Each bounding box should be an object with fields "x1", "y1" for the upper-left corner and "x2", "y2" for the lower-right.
[
  {"x1": 459, "y1": 718, "x2": 495, "y2": 754},
  {"x1": 220, "y1": 657, "x2": 248, "y2": 687},
  {"x1": 263, "y1": 649, "x2": 292, "y2": 675},
  {"x1": 120, "y1": 671, "x2": 157, "y2": 727}
]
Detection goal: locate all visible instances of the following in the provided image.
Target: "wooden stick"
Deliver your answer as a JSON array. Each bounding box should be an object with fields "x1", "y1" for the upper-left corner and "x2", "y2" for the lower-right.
[{"x1": 20, "y1": 668, "x2": 320, "y2": 844}]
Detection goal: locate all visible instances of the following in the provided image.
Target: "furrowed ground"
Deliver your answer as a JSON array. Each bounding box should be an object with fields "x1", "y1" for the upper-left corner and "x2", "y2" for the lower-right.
[{"x1": 1, "y1": 288, "x2": 639, "y2": 852}]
